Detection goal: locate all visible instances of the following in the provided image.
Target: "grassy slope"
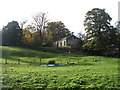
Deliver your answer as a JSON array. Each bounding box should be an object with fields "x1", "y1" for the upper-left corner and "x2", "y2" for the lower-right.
[{"x1": 1, "y1": 46, "x2": 119, "y2": 89}]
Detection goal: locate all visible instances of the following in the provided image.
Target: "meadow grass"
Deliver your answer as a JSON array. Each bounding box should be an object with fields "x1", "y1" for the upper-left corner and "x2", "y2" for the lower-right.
[{"x1": 1, "y1": 46, "x2": 120, "y2": 89}]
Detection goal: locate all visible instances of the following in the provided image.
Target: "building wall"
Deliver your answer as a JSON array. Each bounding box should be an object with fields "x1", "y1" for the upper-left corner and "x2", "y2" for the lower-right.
[
  {"x1": 53, "y1": 36, "x2": 80, "y2": 48},
  {"x1": 54, "y1": 39, "x2": 67, "y2": 47},
  {"x1": 58, "y1": 40, "x2": 66, "y2": 47}
]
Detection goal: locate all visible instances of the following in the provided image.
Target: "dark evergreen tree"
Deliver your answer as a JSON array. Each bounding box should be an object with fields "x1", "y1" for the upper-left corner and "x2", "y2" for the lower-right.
[{"x1": 2, "y1": 21, "x2": 22, "y2": 46}]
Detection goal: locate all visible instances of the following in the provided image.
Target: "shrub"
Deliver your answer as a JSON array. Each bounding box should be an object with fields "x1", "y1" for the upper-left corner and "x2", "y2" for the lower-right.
[{"x1": 48, "y1": 60, "x2": 55, "y2": 64}]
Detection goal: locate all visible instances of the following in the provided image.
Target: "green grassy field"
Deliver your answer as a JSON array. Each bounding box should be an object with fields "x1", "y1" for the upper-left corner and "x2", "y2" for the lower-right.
[{"x1": 1, "y1": 46, "x2": 120, "y2": 89}]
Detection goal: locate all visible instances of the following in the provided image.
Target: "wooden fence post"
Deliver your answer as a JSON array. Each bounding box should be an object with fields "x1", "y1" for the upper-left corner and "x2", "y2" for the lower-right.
[
  {"x1": 5, "y1": 58, "x2": 8, "y2": 64},
  {"x1": 30, "y1": 59, "x2": 31, "y2": 65},
  {"x1": 40, "y1": 58, "x2": 41, "y2": 65},
  {"x1": 18, "y1": 59, "x2": 20, "y2": 64}
]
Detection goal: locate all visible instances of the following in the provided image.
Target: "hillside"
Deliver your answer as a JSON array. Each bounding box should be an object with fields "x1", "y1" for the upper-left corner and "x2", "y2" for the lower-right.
[{"x1": 1, "y1": 46, "x2": 120, "y2": 89}]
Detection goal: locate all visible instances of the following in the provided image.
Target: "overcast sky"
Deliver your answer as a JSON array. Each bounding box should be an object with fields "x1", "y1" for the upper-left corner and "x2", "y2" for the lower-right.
[{"x1": 0, "y1": 0, "x2": 119, "y2": 35}]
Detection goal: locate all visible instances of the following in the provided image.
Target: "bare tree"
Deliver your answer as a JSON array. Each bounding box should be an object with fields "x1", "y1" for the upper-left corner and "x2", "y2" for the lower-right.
[
  {"x1": 32, "y1": 12, "x2": 48, "y2": 46},
  {"x1": 20, "y1": 20, "x2": 27, "y2": 29},
  {"x1": 32, "y1": 12, "x2": 48, "y2": 36}
]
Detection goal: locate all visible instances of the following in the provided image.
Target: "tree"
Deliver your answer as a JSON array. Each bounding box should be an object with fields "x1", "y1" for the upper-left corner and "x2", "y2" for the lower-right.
[
  {"x1": 77, "y1": 32, "x2": 85, "y2": 41},
  {"x1": 83, "y1": 8, "x2": 117, "y2": 55},
  {"x1": 32, "y1": 12, "x2": 48, "y2": 46},
  {"x1": 115, "y1": 21, "x2": 120, "y2": 56},
  {"x1": 45, "y1": 21, "x2": 71, "y2": 46},
  {"x1": 22, "y1": 25, "x2": 42, "y2": 47},
  {"x1": 0, "y1": 30, "x2": 2, "y2": 46},
  {"x1": 2, "y1": 21, "x2": 22, "y2": 46},
  {"x1": 117, "y1": 33, "x2": 120, "y2": 54},
  {"x1": 76, "y1": 32, "x2": 85, "y2": 50},
  {"x1": 22, "y1": 27, "x2": 33, "y2": 46},
  {"x1": 20, "y1": 20, "x2": 27, "y2": 29},
  {"x1": 115, "y1": 21, "x2": 120, "y2": 33}
]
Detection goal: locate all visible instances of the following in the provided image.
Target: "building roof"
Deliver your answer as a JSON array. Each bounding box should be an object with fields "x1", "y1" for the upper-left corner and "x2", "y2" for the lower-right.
[{"x1": 55, "y1": 35, "x2": 79, "y2": 42}]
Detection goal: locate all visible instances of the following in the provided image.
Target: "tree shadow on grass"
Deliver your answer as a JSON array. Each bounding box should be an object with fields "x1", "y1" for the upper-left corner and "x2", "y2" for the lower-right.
[
  {"x1": 2, "y1": 49, "x2": 57, "y2": 59},
  {"x1": 2, "y1": 57, "x2": 46, "y2": 66}
]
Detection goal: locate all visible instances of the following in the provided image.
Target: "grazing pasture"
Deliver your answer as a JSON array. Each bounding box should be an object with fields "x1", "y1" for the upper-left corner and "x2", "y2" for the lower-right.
[{"x1": 1, "y1": 46, "x2": 119, "y2": 89}]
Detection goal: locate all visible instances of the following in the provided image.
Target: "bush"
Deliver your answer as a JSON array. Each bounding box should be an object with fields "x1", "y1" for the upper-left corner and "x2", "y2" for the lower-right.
[{"x1": 48, "y1": 60, "x2": 55, "y2": 64}]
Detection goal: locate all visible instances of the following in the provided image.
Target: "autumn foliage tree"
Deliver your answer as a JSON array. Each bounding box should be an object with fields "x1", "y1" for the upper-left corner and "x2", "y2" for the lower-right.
[{"x1": 22, "y1": 27, "x2": 33, "y2": 46}]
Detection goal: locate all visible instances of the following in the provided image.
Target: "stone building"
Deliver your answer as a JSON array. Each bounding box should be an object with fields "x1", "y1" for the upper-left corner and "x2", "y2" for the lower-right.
[{"x1": 53, "y1": 35, "x2": 81, "y2": 48}]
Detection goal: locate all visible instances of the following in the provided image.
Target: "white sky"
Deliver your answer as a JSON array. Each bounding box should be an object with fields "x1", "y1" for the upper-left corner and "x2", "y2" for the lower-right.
[{"x1": 0, "y1": 0, "x2": 119, "y2": 35}]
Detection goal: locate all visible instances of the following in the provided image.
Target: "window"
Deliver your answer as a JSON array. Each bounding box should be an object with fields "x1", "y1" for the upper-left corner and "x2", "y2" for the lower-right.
[
  {"x1": 60, "y1": 42, "x2": 62, "y2": 46},
  {"x1": 57, "y1": 42, "x2": 58, "y2": 47},
  {"x1": 64, "y1": 41, "x2": 66, "y2": 46}
]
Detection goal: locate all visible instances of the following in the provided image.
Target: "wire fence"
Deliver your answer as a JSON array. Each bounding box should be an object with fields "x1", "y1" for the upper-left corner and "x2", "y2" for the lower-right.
[{"x1": 1, "y1": 56, "x2": 120, "y2": 66}]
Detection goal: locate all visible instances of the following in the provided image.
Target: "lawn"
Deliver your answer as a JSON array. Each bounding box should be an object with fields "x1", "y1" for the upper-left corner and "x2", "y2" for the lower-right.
[{"x1": 1, "y1": 46, "x2": 120, "y2": 89}]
